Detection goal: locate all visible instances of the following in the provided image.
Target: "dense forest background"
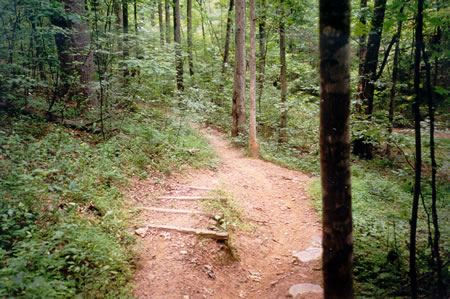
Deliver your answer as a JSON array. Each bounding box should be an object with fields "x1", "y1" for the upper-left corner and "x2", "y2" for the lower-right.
[{"x1": 0, "y1": 0, "x2": 448, "y2": 297}]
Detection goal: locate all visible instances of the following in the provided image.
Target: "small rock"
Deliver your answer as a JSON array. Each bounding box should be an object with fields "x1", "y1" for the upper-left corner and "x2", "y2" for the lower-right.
[
  {"x1": 180, "y1": 250, "x2": 188, "y2": 254},
  {"x1": 248, "y1": 271, "x2": 262, "y2": 282},
  {"x1": 203, "y1": 265, "x2": 216, "y2": 280},
  {"x1": 135, "y1": 227, "x2": 148, "y2": 237},
  {"x1": 288, "y1": 283, "x2": 323, "y2": 298},
  {"x1": 183, "y1": 296, "x2": 190, "y2": 299},
  {"x1": 293, "y1": 246, "x2": 322, "y2": 263}
]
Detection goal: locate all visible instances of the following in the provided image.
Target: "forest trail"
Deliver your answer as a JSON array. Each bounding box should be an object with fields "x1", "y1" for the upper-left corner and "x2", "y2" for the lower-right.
[{"x1": 129, "y1": 126, "x2": 323, "y2": 299}]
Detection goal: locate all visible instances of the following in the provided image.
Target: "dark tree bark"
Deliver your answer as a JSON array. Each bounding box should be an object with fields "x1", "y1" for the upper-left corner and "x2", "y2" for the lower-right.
[
  {"x1": 249, "y1": 0, "x2": 259, "y2": 157},
  {"x1": 122, "y1": 0, "x2": 129, "y2": 77},
  {"x1": 279, "y1": 0, "x2": 287, "y2": 143},
  {"x1": 386, "y1": 8, "x2": 404, "y2": 157},
  {"x1": 113, "y1": 0, "x2": 123, "y2": 28},
  {"x1": 134, "y1": 0, "x2": 138, "y2": 33},
  {"x1": 319, "y1": 0, "x2": 353, "y2": 298},
  {"x1": 165, "y1": 0, "x2": 171, "y2": 43},
  {"x1": 187, "y1": 0, "x2": 194, "y2": 76},
  {"x1": 222, "y1": 0, "x2": 234, "y2": 74},
  {"x1": 173, "y1": 0, "x2": 184, "y2": 91},
  {"x1": 50, "y1": 0, "x2": 97, "y2": 108},
  {"x1": 158, "y1": 0, "x2": 164, "y2": 46},
  {"x1": 353, "y1": 0, "x2": 387, "y2": 159},
  {"x1": 231, "y1": 0, "x2": 246, "y2": 137},
  {"x1": 257, "y1": 0, "x2": 266, "y2": 113},
  {"x1": 423, "y1": 45, "x2": 446, "y2": 299},
  {"x1": 410, "y1": 0, "x2": 424, "y2": 297},
  {"x1": 356, "y1": 0, "x2": 367, "y2": 112}
]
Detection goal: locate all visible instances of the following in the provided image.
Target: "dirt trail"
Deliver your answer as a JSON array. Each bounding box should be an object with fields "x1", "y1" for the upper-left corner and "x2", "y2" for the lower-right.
[{"x1": 130, "y1": 127, "x2": 323, "y2": 298}]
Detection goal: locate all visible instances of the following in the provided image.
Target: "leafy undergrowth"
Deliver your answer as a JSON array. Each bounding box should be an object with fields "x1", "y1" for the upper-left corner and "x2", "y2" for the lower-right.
[
  {"x1": 0, "y1": 108, "x2": 215, "y2": 297},
  {"x1": 308, "y1": 163, "x2": 449, "y2": 297}
]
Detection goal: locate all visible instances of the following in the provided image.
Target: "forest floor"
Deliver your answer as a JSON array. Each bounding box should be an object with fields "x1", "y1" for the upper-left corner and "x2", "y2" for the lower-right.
[{"x1": 128, "y1": 126, "x2": 323, "y2": 299}]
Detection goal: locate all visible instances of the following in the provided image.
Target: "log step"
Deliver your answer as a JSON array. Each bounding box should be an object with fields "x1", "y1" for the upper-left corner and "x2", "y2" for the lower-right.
[
  {"x1": 138, "y1": 207, "x2": 220, "y2": 219},
  {"x1": 174, "y1": 184, "x2": 214, "y2": 191},
  {"x1": 147, "y1": 224, "x2": 228, "y2": 240},
  {"x1": 156, "y1": 196, "x2": 226, "y2": 201}
]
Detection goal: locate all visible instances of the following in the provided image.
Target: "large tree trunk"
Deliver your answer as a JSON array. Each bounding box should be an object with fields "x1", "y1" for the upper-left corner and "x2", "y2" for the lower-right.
[
  {"x1": 173, "y1": 0, "x2": 184, "y2": 91},
  {"x1": 257, "y1": 0, "x2": 266, "y2": 113},
  {"x1": 249, "y1": 0, "x2": 259, "y2": 157},
  {"x1": 278, "y1": 0, "x2": 287, "y2": 143},
  {"x1": 353, "y1": 0, "x2": 387, "y2": 159},
  {"x1": 410, "y1": 0, "x2": 424, "y2": 297},
  {"x1": 165, "y1": 0, "x2": 171, "y2": 43},
  {"x1": 50, "y1": 0, "x2": 97, "y2": 108},
  {"x1": 187, "y1": 0, "x2": 194, "y2": 76},
  {"x1": 158, "y1": 0, "x2": 164, "y2": 46},
  {"x1": 231, "y1": 0, "x2": 246, "y2": 137},
  {"x1": 319, "y1": 0, "x2": 353, "y2": 298},
  {"x1": 222, "y1": 0, "x2": 234, "y2": 74}
]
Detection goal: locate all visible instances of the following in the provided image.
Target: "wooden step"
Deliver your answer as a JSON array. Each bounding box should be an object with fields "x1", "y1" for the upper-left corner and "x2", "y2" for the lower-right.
[
  {"x1": 147, "y1": 224, "x2": 228, "y2": 240},
  {"x1": 156, "y1": 196, "x2": 226, "y2": 201},
  {"x1": 173, "y1": 184, "x2": 214, "y2": 191},
  {"x1": 138, "y1": 207, "x2": 220, "y2": 219}
]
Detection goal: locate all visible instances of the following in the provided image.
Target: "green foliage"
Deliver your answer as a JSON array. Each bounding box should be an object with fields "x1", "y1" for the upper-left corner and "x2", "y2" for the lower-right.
[
  {"x1": 308, "y1": 162, "x2": 450, "y2": 296},
  {"x1": 0, "y1": 105, "x2": 215, "y2": 297}
]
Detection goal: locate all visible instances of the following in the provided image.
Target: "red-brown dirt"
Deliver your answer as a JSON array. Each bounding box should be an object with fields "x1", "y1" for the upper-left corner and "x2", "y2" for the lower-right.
[{"x1": 129, "y1": 126, "x2": 323, "y2": 299}]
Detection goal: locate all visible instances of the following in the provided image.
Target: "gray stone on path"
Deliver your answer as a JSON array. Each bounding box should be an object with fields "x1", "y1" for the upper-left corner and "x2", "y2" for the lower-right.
[
  {"x1": 288, "y1": 283, "x2": 323, "y2": 297},
  {"x1": 293, "y1": 246, "x2": 322, "y2": 262}
]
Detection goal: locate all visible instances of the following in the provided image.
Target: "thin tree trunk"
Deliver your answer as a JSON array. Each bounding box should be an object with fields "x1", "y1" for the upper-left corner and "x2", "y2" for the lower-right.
[
  {"x1": 197, "y1": 0, "x2": 206, "y2": 42},
  {"x1": 222, "y1": 0, "x2": 234, "y2": 74},
  {"x1": 386, "y1": 7, "x2": 404, "y2": 157},
  {"x1": 422, "y1": 46, "x2": 445, "y2": 298},
  {"x1": 257, "y1": 0, "x2": 266, "y2": 113},
  {"x1": 249, "y1": 0, "x2": 259, "y2": 157},
  {"x1": 356, "y1": 0, "x2": 368, "y2": 113},
  {"x1": 319, "y1": 0, "x2": 353, "y2": 297},
  {"x1": 158, "y1": 0, "x2": 164, "y2": 46},
  {"x1": 279, "y1": 0, "x2": 287, "y2": 143},
  {"x1": 122, "y1": 0, "x2": 129, "y2": 77},
  {"x1": 231, "y1": 0, "x2": 246, "y2": 137},
  {"x1": 173, "y1": 0, "x2": 184, "y2": 91},
  {"x1": 187, "y1": 0, "x2": 194, "y2": 76},
  {"x1": 134, "y1": 0, "x2": 138, "y2": 33},
  {"x1": 410, "y1": 0, "x2": 424, "y2": 297},
  {"x1": 165, "y1": 0, "x2": 171, "y2": 43}
]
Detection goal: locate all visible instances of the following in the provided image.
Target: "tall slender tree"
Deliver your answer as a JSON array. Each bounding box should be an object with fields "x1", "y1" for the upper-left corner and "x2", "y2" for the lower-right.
[
  {"x1": 158, "y1": 0, "x2": 164, "y2": 46},
  {"x1": 173, "y1": 0, "x2": 183, "y2": 91},
  {"x1": 222, "y1": 0, "x2": 234, "y2": 74},
  {"x1": 257, "y1": 0, "x2": 267, "y2": 112},
  {"x1": 319, "y1": 0, "x2": 353, "y2": 297},
  {"x1": 165, "y1": 0, "x2": 171, "y2": 43},
  {"x1": 122, "y1": 0, "x2": 129, "y2": 77},
  {"x1": 231, "y1": 0, "x2": 246, "y2": 137},
  {"x1": 279, "y1": 0, "x2": 287, "y2": 143},
  {"x1": 410, "y1": 0, "x2": 424, "y2": 297},
  {"x1": 249, "y1": 0, "x2": 259, "y2": 157},
  {"x1": 386, "y1": 6, "x2": 405, "y2": 157},
  {"x1": 354, "y1": 0, "x2": 387, "y2": 159},
  {"x1": 187, "y1": 0, "x2": 194, "y2": 76}
]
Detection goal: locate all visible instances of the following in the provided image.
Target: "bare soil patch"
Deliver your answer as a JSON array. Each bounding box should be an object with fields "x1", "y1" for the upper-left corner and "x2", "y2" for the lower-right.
[{"x1": 129, "y1": 126, "x2": 323, "y2": 298}]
